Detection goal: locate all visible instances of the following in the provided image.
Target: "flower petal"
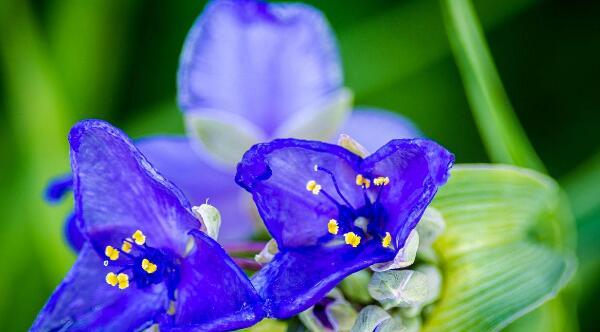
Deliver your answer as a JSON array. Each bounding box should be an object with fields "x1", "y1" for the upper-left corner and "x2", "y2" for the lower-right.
[
  {"x1": 65, "y1": 213, "x2": 85, "y2": 252},
  {"x1": 45, "y1": 173, "x2": 73, "y2": 203},
  {"x1": 178, "y1": 0, "x2": 342, "y2": 136},
  {"x1": 361, "y1": 139, "x2": 454, "y2": 248},
  {"x1": 164, "y1": 230, "x2": 264, "y2": 331},
  {"x1": 136, "y1": 136, "x2": 256, "y2": 242},
  {"x1": 235, "y1": 139, "x2": 363, "y2": 248},
  {"x1": 338, "y1": 108, "x2": 422, "y2": 154},
  {"x1": 252, "y1": 242, "x2": 394, "y2": 318},
  {"x1": 30, "y1": 243, "x2": 167, "y2": 332},
  {"x1": 69, "y1": 120, "x2": 200, "y2": 256}
]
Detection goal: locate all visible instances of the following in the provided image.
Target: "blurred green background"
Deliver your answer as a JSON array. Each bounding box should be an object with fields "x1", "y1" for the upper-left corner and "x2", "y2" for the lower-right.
[{"x1": 0, "y1": 0, "x2": 598, "y2": 330}]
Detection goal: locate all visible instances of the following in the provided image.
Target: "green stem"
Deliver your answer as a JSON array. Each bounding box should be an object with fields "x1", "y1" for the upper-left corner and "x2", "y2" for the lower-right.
[{"x1": 441, "y1": 0, "x2": 546, "y2": 173}]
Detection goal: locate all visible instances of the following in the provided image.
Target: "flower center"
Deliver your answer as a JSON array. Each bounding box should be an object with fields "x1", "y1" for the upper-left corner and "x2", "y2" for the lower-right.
[
  {"x1": 306, "y1": 165, "x2": 394, "y2": 249},
  {"x1": 103, "y1": 229, "x2": 180, "y2": 300}
]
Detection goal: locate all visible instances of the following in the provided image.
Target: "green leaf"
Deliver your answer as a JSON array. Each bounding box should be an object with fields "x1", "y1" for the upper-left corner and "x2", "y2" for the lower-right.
[
  {"x1": 441, "y1": 0, "x2": 546, "y2": 172},
  {"x1": 185, "y1": 111, "x2": 266, "y2": 168},
  {"x1": 275, "y1": 89, "x2": 353, "y2": 142},
  {"x1": 423, "y1": 165, "x2": 576, "y2": 332},
  {"x1": 339, "y1": 0, "x2": 538, "y2": 97}
]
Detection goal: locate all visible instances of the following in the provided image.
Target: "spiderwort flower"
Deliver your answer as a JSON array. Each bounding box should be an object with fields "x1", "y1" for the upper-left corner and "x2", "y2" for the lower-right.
[
  {"x1": 45, "y1": 0, "x2": 422, "y2": 246},
  {"x1": 32, "y1": 120, "x2": 264, "y2": 331},
  {"x1": 137, "y1": 0, "x2": 422, "y2": 241},
  {"x1": 235, "y1": 138, "x2": 454, "y2": 318}
]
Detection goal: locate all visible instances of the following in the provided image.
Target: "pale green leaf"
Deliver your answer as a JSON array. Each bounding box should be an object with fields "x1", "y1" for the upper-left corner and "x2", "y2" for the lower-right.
[
  {"x1": 185, "y1": 110, "x2": 266, "y2": 168},
  {"x1": 423, "y1": 165, "x2": 576, "y2": 332},
  {"x1": 416, "y1": 207, "x2": 446, "y2": 263},
  {"x1": 274, "y1": 89, "x2": 353, "y2": 141}
]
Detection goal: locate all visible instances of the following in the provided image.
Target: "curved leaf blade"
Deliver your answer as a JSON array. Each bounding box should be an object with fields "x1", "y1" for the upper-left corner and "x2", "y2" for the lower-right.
[{"x1": 424, "y1": 165, "x2": 576, "y2": 332}]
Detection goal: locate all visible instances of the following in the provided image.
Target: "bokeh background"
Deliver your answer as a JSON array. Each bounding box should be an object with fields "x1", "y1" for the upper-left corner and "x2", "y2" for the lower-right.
[{"x1": 0, "y1": 0, "x2": 598, "y2": 330}]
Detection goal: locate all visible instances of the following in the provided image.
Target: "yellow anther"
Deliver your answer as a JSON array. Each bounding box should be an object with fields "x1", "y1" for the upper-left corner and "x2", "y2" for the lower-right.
[
  {"x1": 355, "y1": 174, "x2": 371, "y2": 188},
  {"x1": 374, "y1": 176, "x2": 390, "y2": 186},
  {"x1": 104, "y1": 245, "x2": 120, "y2": 261},
  {"x1": 382, "y1": 232, "x2": 392, "y2": 248},
  {"x1": 105, "y1": 272, "x2": 118, "y2": 286},
  {"x1": 327, "y1": 219, "x2": 339, "y2": 235},
  {"x1": 117, "y1": 273, "x2": 129, "y2": 289},
  {"x1": 344, "y1": 232, "x2": 361, "y2": 248},
  {"x1": 355, "y1": 174, "x2": 364, "y2": 186},
  {"x1": 121, "y1": 241, "x2": 132, "y2": 253},
  {"x1": 132, "y1": 230, "x2": 146, "y2": 245},
  {"x1": 306, "y1": 180, "x2": 322, "y2": 195},
  {"x1": 142, "y1": 258, "x2": 158, "y2": 274}
]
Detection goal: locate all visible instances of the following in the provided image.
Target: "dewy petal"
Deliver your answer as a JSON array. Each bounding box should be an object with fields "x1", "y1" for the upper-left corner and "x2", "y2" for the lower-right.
[
  {"x1": 338, "y1": 108, "x2": 422, "y2": 154},
  {"x1": 178, "y1": 0, "x2": 342, "y2": 135},
  {"x1": 30, "y1": 243, "x2": 167, "y2": 332},
  {"x1": 69, "y1": 120, "x2": 200, "y2": 256},
  {"x1": 164, "y1": 230, "x2": 264, "y2": 331},
  {"x1": 361, "y1": 139, "x2": 454, "y2": 248},
  {"x1": 252, "y1": 242, "x2": 394, "y2": 318},
  {"x1": 235, "y1": 139, "x2": 363, "y2": 248},
  {"x1": 136, "y1": 136, "x2": 256, "y2": 242}
]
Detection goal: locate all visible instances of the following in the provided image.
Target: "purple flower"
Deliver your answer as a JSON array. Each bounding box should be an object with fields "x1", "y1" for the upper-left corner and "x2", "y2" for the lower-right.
[
  {"x1": 32, "y1": 120, "x2": 264, "y2": 331},
  {"x1": 46, "y1": 0, "x2": 422, "y2": 246},
  {"x1": 144, "y1": 0, "x2": 422, "y2": 240},
  {"x1": 235, "y1": 138, "x2": 454, "y2": 318}
]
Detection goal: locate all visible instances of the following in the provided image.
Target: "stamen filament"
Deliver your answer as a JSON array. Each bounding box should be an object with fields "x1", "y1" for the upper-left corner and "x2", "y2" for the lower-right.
[{"x1": 315, "y1": 165, "x2": 355, "y2": 209}]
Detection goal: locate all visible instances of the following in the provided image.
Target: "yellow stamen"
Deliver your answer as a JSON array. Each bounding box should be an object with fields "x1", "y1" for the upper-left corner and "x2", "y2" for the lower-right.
[
  {"x1": 374, "y1": 176, "x2": 390, "y2": 186},
  {"x1": 117, "y1": 273, "x2": 129, "y2": 289},
  {"x1": 142, "y1": 258, "x2": 158, "y2": 274},
  {"x1": 121, "y1": 241, "x2": 132, "y2": 253},
  {"x1": 344, "y1": 232, "x2": 361, "y2": 247},
  {"x1": 104, "y1": 245, "x2": 120, "y2": 261},
  {"x1": 355, "y1": 174, "x2": 371, "y2": 188},
  {"x1": 105, "y1": 272, "x2": 118, "y2": 286},
  {"x1": 382, "y1": 232, "x2": 392, "y2": 248},
  {"x1": 132, "y1": 230, "x2": 146, "y2": 245},
  {"x1": 305, "y1": 180, "x2": 322, "y2": 195},
  {"x1": 327, "y1": 219, "x2": 339, "y2": 235}
]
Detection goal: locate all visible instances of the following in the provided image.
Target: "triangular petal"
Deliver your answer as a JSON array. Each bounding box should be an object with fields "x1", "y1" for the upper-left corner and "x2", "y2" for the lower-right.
[
  {"x1": 69, "y1": 120, "x2": 199, "y2": 256},
  {"x1": 252, "y1": 242, "x2": 394, "y2": 318},
  {"x1": 31, "y1": 244, "x2": 167, "y2": 332},
  {"x1": 178, "y1": 0, "x2": 342, "y2": 135},
  {"x1": 163, "y1": 230, "x2": 264, "y2": 331},
  {"x1": 361, "y1": 139, "x2": 454, "y2": 247}
]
